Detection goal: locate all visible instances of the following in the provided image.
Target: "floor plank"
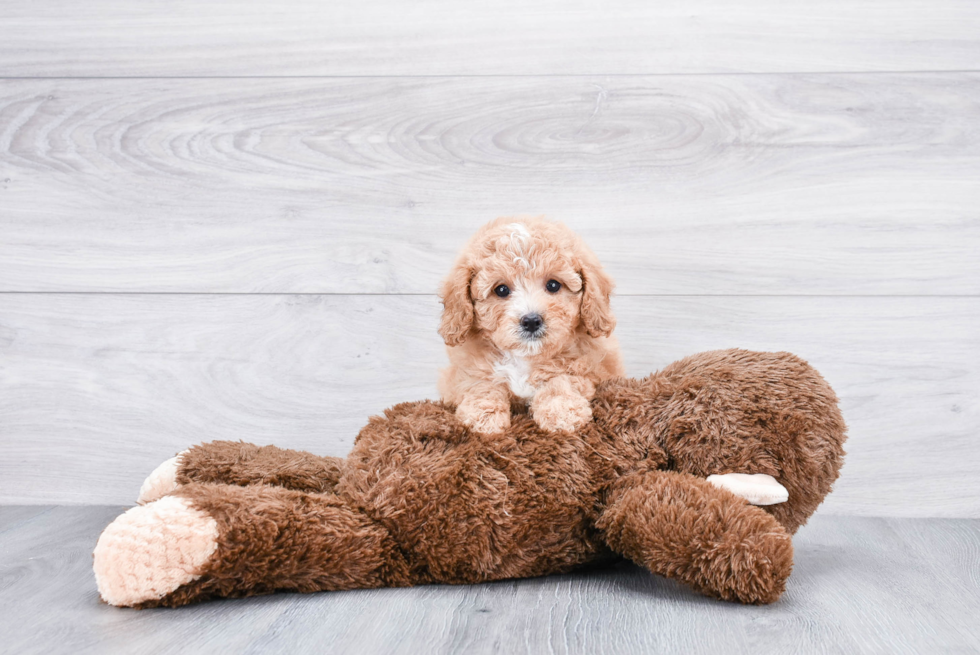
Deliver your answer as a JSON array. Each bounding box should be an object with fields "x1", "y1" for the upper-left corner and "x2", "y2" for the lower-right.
[
  {"x1": 1, "y1": 1, "x2": 979, "y2": 76},
  {"x1": 1, "y1": 294, "x2": 977, "y2": 515},
  {"x1": 0, "y1": 506, "x2": 290, "y2": 655},
  {"x1": 2, "y1": 74, "x2": 978, "y2": 294},
  {"x1": 1, "y1": 507, "x2": 978, "y2": 654}
]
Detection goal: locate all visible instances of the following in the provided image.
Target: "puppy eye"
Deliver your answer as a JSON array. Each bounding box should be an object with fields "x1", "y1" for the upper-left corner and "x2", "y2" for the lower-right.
[
  {"x1": 493, "y1": 284, "x2": 511, "y2": 298},
  {"x1": 545, "y1": 279, "x2": 561, "y2": 293}
]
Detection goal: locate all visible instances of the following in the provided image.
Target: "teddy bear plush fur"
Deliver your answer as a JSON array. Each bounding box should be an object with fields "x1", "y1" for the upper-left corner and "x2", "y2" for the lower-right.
[{"x1": 93, "y1": 349, "x2": 846, "y2": 608}]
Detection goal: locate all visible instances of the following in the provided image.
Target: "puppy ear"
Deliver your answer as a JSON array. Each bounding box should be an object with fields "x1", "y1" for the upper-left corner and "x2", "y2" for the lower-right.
[
  {"x1": 438, "y1": 260, "x2": 475, "y2": 346},
  {"x1": 579, "y1": 259, "x2": 616, "y2": 338}
]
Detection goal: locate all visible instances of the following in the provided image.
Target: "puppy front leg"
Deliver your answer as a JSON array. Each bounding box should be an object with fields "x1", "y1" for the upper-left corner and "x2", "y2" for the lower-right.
[
  {"x1": 531, "y1": 375, "x2": 595, "y2": 433},
  {"x1": 456, "y1": 382, "x2": 512, "y2": 434}
]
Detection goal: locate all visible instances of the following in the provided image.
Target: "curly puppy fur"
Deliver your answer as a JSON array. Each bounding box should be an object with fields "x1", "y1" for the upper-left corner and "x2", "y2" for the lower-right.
[
  {"x1": 438, "y1": 217, "x2": 624, "y2": 434},
  {"x1": 96, "y1": 349, "x2": 846, "y2": 609}
]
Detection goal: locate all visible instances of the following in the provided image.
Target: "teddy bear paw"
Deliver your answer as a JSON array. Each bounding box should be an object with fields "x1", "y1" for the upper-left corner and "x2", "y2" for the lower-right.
[
  {"x1": 532, "y1": 393, "x2": 593, "y2": 433},
  {"x1": 706, "y1": 473, "x2": 789, "y2": 505},
  {"x1": 137, "y1": 451, "x2": 188, "y2": 505},
  {"x1": 93, "y1": 496, "x2": 218, "y2": 607}
]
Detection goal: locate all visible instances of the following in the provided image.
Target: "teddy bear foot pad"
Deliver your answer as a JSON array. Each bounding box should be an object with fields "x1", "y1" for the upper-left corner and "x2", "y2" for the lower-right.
[
  {"x1": 93, "y1": 496, "x2": 218, "y2": 607},
  {"x1": 706, "y1": 473, "x2": 789, "y2": 505},
  {"x1": 137, "y1": 452, "x2": 187, "y2": 505}
]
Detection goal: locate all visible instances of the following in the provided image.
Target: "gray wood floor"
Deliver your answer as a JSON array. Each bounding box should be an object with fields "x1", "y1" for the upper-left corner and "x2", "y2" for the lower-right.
[{"x1": 1, "y1": 506, "x2": 978, "y2": 655}]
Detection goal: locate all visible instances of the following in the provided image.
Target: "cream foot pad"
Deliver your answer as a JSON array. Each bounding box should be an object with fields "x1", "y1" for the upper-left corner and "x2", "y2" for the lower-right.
[
  {"x1": 706, "y1": 473, "x2": 789, "y2": 505},
  {"x1": 93, "y1": 496, "x2": 218, "y2": 607},
  {"x1": 137, "y1": 451, "x2": 188, "y2": 505}
]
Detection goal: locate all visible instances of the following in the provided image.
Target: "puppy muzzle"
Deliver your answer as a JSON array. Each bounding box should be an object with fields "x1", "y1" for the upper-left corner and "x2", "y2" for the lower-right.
[{"x1": 519, "y1": 313, "x2": 545, "y2": 339}]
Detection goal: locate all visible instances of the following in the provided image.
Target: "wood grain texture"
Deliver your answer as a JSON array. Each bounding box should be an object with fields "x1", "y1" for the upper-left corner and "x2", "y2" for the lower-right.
[
  {"x1": 2, "y1": 507, "x2": 978, "y2": 654},
  {"x1": 2, "y1": 75, "x2": 978, "y2": 294},
  {"x1": 1, "y1": 294, "x2": 977, "y2": 515},
  {"x1": 1, "y1": 1, "x2": 979, "y2": 77}
]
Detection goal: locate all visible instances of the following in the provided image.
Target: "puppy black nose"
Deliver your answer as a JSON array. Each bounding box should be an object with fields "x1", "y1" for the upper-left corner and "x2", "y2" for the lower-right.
[{"x1": 520, "y1": 313, "x2": 543, "y2": 333}]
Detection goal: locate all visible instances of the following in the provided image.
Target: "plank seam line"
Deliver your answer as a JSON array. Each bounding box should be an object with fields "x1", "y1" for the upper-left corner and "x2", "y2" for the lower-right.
[
  {"x1": 1, "y1": 70, "x2": 980, "y2": 80},
  {"x1": 1, "y1": 292, "x2": 978, "y2": 298}
]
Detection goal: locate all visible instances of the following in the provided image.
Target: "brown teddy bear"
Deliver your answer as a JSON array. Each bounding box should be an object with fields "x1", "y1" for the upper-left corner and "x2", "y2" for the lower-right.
[{"x1": 93, "y1": 349, "x2": 846, "y2": 608}]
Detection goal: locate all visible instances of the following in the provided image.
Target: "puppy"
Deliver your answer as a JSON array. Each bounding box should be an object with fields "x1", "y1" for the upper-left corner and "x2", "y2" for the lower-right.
[{"x1": 438, "y1": 217, "x2": 624, "y2": 434}]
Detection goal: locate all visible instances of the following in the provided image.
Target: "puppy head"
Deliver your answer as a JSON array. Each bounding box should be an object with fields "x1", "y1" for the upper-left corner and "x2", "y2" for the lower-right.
[{"x1": 438, "y1": 217, "x2": 615, "y2": 354}]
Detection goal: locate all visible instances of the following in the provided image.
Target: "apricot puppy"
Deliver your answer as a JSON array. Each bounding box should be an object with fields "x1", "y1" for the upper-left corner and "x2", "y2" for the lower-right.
[{"x1": 438, "y1": 217, "x2": 624, "y2": 434}]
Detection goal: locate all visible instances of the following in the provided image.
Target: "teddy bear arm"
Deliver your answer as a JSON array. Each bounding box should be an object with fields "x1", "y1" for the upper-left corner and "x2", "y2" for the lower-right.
[
  {"x1": 97, "y1": 482, "x2": 416, "y2": 608},
  {"x1": 596, "y1": 469, "x2": 794, "y2": 604}
]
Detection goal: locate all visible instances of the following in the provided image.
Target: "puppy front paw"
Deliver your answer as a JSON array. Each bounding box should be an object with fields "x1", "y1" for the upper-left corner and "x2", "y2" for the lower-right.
[
  {"x1": 456, "y1": 400, "x2": 511, "y2": 434},
  {"x1": 532, "y1": 392, "x2": 593, "y2": 433},
  {"x1": 137, "y1": 451, "x2": 188, "y2": 505}
]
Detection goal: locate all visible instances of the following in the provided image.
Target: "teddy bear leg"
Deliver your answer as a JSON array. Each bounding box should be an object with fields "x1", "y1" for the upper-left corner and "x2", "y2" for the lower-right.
[
  {"x1": 97, "y1": 482, "x2": 414, "y2": 608},
  {"x1": 137, "y1": 441, "x2": 345, "y2": 504},
  {"x1": 597, "y1": 470, "x2": 794, "y2": 604}
]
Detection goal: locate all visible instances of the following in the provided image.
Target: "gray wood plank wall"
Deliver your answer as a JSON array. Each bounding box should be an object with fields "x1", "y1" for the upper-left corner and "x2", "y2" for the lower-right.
[
  {"x1": 2, "y1": 76, "x2": 978, "y2": 294},
  {"x1": 2, "y1": 1, "x2": 979, "y2": 75},
  {"x1": 1, "y1": 2, "x2": 978, "y2": 513}
]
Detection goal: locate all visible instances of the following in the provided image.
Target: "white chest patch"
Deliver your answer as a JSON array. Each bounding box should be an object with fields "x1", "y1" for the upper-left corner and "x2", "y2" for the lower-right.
[{"x1": 493, "y1": 352, "x2": 536, "y2": 401}]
